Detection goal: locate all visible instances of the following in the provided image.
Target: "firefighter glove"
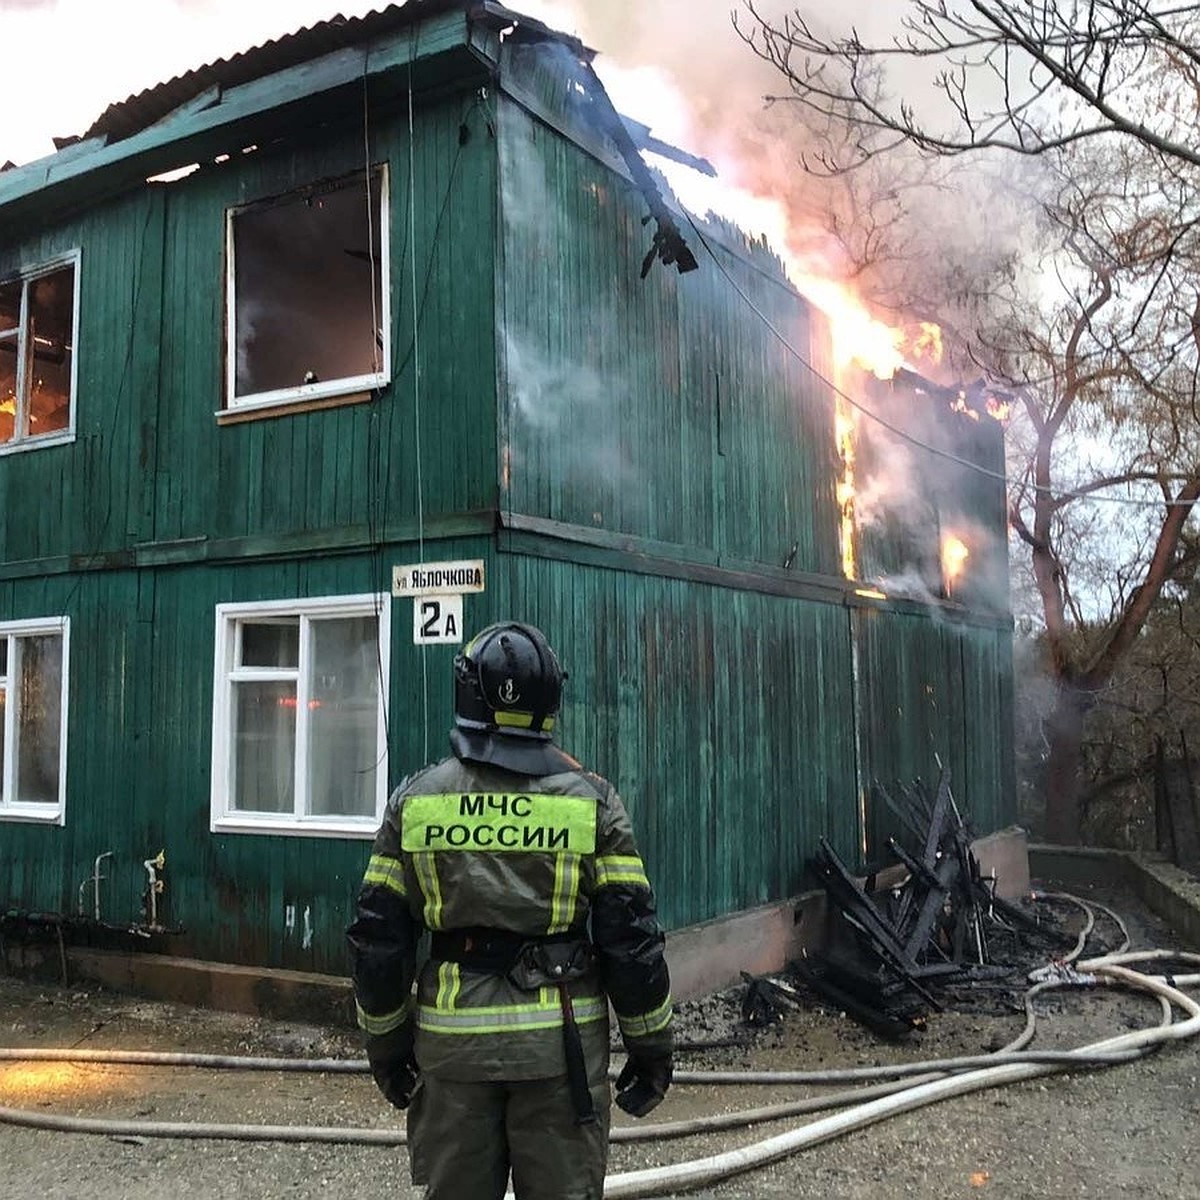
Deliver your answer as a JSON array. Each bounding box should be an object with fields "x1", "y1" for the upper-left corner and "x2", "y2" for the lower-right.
[
  {"x1": 366, "y1": 1021, "x2": 420, "y2": 1111},
  {"x1": 614, "y1": 1051, "x2": 673, "y2": 1118}
]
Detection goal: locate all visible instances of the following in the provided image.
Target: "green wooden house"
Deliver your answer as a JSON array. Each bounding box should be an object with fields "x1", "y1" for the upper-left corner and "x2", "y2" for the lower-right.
[{"x1": 0, "y1": 1, "x2": 1015, "y2": 975}]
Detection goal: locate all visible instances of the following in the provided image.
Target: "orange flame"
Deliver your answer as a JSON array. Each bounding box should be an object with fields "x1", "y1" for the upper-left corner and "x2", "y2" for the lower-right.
[
  {"x1": 603, "y1": 72, "x2": 956, "y2": 588},
  {"x1": 950, "y1": 394, "x2": 981, "y2": 422},
  {"x1": 914, "y1": 322, "x2": 943, "y2": 365},
  {"x1": 643, "y1": 158, "x2": 936, "y2": 381},
  {"x1": 942, "y1": 534, "x2": 969, "y2": 592},
  {"x1": 836, "y1": 407, "x2": 857, "y2": 579},
  {"x1": 985, "y1": 396, "x2": 1012, "y2": 422}
]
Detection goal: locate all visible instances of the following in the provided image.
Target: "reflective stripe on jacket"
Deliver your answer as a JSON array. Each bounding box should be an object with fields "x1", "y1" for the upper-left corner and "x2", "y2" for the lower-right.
[{"x1": 348, "y1": 754, "x2": 673, "y2": 1081}]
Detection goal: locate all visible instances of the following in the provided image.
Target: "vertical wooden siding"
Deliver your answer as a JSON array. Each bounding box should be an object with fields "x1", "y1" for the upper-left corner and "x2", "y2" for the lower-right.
[
  {"x1": 155, "y1": 93, "x2": 498, "y2": 547},
  {"x1": 492, "y1": 552, "x2": 859, "y2": 929},
  {"x1": 853, "y1": 606, "x2": 1016, "y2": 866},
  {"x1": 0, "y1": 535, "x2": 496, "y2": 973},
  {"x1": 0, "y1": 88, "x2": 497, "y2": 563},
  {"x1": 497, "y1": 68, "x2": 840, "y2": 575},
  {"x1": 0, "y1": 83, "x2": 502, "y2": 972},
  {"x1": 0, "y1": 188, "x2": 166, "y2": 562},
  {"x1": 0, "y1": 42, "x2": 1016, "y2": 969}
]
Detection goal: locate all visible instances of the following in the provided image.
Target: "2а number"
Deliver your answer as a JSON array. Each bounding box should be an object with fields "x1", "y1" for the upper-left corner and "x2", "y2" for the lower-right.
[
  {"x1": 421, "y1": 600, "x2": 458, "y2": 638},
  {"x1": 421, "y1": 600, "x2": 441, "y2": 637}
]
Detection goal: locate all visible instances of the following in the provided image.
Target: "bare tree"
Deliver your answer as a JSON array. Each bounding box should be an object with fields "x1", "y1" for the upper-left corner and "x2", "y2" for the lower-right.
[
  {"x1": 1075, "y1": 584, "x2": 1200, "y2": 845},
  {"x1": 960, "y1": 139, "x2": 1200, "y2": 841},
  {"x1": 735, "y1": 1, "x2": 1200, "y2": 170},
  {"x1": 736, "y1": 2, "x2": 1200, "y2": 842}
]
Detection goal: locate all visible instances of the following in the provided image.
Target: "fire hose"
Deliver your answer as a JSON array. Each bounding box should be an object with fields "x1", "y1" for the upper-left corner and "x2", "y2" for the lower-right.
[{"x1": 1, "y1": 908, "x2": 1198, "y2": 1197}]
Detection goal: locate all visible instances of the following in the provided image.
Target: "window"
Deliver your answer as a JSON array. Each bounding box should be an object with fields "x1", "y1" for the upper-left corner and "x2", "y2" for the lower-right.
[
  {"x1": 0, "y1": 618, "x2": 69, "y2": 825},
  {"x1": 0, "y1": 254, "x2": 79, "y2": 451},
  {"x1": 226, "y1": 167, "x2": 390, "y2": 412},
  {"x1": 211, "y1": 596, "x2": 389, "y2": 836}
]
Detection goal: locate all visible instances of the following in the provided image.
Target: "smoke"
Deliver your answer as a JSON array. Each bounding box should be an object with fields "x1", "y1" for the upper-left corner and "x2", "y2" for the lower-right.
[
  {"x1": 855, "y1": 437, "x2": 924, "y2": 529},
  {"x1": 503, "y1": 330, "x2": 634, "y2": 489},
  {"x1": 518, "y1": 0, "x2": 1040, "y2": 365},
  {"x1": 498, "y1": 88, "x2": 637, "y2": 492},
  {"x1": 874, "y1": 568, "x2": 945, "y2": 612}
]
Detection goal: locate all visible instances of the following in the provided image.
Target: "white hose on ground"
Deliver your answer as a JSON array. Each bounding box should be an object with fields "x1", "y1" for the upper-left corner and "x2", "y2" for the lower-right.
[
  {"x1": 596, "y1": 959, "x2": 1200, "y2": 1198},
  {"x1": 1044, "y1": 891, "x2": 1096, "y2": 962},
  {"x1": 0, "y1": 961, "x2": 1189, "y2": 1150},
  {"x1": 2, "y1": 898, "x2": 1197, "y2": 1192},
  {"x1": 0, "y1": 1048, "x2": 367, "y2": 1071},
  {"x1": 1034, "y1": 890, "x2": 1131, "y2": 958},
  {"x1": 0, "y1": 1107, "x2": 404, "y2": 1145}
]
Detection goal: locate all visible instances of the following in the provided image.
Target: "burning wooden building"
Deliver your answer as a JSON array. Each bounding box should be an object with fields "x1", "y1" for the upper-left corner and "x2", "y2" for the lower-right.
[{"x1": 0, "y1": 1, "x2": 1015, "y2": 981}]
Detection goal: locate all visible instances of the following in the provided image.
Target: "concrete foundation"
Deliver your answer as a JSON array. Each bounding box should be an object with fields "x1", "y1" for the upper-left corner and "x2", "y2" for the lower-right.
[
  {"x1": 1, "y1": 826, "x2": 1071, "y2": 1021},
  {"x1": 66, "y1": 950, "x2": 355, "y2": 1026}
]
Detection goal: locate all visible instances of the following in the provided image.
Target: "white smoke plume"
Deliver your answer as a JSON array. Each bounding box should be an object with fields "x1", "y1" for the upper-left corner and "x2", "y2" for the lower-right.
[{"x1": 515, "y1": 0, "x2": 1036, "y2": 374}]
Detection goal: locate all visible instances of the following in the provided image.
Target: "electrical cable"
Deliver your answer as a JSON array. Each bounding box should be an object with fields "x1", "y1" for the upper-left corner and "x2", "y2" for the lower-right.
[
  {"x1": 406, "y1": 48, "x2": 430, "y2": 767},
  {"x1": 361, "y1": 57, "x2": 393, "y2": 786},
  {"x1": 682, "y1": 213, "x2": 1200, "y2": 511}
]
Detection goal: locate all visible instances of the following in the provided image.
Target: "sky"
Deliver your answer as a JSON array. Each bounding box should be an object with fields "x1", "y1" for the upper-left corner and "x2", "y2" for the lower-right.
[
  {"x1": 0, "y1": 0, "x2": 390, "y2": 166},
  {"x1": 0, "y1": 0, "x2": 887, "y2": 167}
]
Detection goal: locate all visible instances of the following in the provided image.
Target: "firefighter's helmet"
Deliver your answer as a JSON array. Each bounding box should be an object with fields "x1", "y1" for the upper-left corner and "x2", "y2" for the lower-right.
[{"x1": 450, "y1": 623, "x2": 575, "y2": 775}]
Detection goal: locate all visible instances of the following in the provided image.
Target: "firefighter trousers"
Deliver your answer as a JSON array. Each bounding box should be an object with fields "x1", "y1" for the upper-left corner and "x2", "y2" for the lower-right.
[{"x1": 407, "y1": 1056, "x2": 611, "y2": 1199}]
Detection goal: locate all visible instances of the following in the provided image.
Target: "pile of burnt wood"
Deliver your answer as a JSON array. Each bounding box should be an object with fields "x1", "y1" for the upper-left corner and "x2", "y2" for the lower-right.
[{"x1": 743, "y1": 769, "x2": 1065, "y2": 1039}]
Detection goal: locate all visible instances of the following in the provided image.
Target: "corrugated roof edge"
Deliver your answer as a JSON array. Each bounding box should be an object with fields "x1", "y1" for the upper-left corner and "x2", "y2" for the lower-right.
[{"x1": 82, "y1": 0, "x2": 592, "y2": 146}]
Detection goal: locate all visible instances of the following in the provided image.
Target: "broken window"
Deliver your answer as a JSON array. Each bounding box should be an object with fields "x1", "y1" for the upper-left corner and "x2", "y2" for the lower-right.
[
  {"x1": 0, "y1": 618, "x2": 69, "y2": 825},
  {"x1": 210, "y1": 595, "x2": 390, "y2": 836},
  {"x1": 0, "y1": 255, "x2": 78, "y2": 449},
  {"x1": 226, "y1": 167, "x2": 389, "y2": 409}
]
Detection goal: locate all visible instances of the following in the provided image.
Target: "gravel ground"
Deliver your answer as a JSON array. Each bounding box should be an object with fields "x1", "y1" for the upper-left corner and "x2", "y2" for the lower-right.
[{"x1": 1, "y1": 879, "x2": 1198, "y2": 1199}]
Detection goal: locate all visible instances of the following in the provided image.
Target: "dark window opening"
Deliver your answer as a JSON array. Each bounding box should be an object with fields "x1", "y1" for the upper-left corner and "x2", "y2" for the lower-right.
[{"x1": 229, "y1": 167, "x2": 388, "y2": 406}]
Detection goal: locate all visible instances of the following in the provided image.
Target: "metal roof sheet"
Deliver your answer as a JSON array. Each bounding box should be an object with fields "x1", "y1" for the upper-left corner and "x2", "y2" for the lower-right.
[{"x1": 82, "y1": 1, "x2": 587, "y2": 145}]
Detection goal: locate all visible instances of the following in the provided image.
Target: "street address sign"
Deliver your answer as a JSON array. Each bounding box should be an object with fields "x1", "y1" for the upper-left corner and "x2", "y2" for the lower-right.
[
  {"x1": 413, "y1": 595, "x2": 464, "y2": 644},
  {"x1": 392, "y1": 559, "x2": 486, "y2": 597}
]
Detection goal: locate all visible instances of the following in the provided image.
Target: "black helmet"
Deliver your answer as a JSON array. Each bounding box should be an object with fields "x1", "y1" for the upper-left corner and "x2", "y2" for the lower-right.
[
  {"x1": 450, "y1": 622, "x2": 576, "y2": 775},
  {"x1": 454, "y1": 622, "x2": 563, "y2": 737}
]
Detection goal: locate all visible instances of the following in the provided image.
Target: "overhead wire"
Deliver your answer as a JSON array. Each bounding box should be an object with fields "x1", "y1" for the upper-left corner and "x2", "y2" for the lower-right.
[
  {"x1": 406, "y1": 49, "x2": 431, "y2": 767},
  {"x1": 360, "y1": 63, "x2": 475, "y2": 781},
  {"x1": 681, "y1": 213, "x2": 1200, "y2": 511},
  {"x1": 361, "y1": 56, "x2": 393, "y2": 788}
]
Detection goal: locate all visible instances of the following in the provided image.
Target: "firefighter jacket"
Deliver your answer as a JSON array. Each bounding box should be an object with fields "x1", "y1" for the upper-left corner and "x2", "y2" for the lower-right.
[{"x1": 347, "y1": 753, "x2": 673, "y2": 1082}]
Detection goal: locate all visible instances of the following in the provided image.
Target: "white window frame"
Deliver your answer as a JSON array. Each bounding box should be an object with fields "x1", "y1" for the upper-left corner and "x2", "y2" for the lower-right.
[
  {"x1": 223, "y1": 166, "x2": 391, "y2": 414},
  {"x1": 0, "y1": 616, "x2": 70, "y2": 826},
  {"x1": 0, "y1": 250, "x2": 80, "y2": 456},
  {"x1": 210, "y1": 594, "x2": 390, "y2": 837}
]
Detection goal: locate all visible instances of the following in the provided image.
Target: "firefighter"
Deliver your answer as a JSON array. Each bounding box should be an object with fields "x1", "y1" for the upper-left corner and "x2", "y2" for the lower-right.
[{"x1": 347, "y1": 621, "x2": 673, "y2": 1200}]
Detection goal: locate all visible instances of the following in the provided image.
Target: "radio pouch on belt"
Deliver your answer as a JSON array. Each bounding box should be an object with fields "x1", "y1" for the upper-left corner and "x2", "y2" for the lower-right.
[
  {"x1": 506, "y1": 939, "x2": 593, "y2": 990},
  {"x1": 508, "y1": 940, "x2": 597, "y2": 1126}
]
